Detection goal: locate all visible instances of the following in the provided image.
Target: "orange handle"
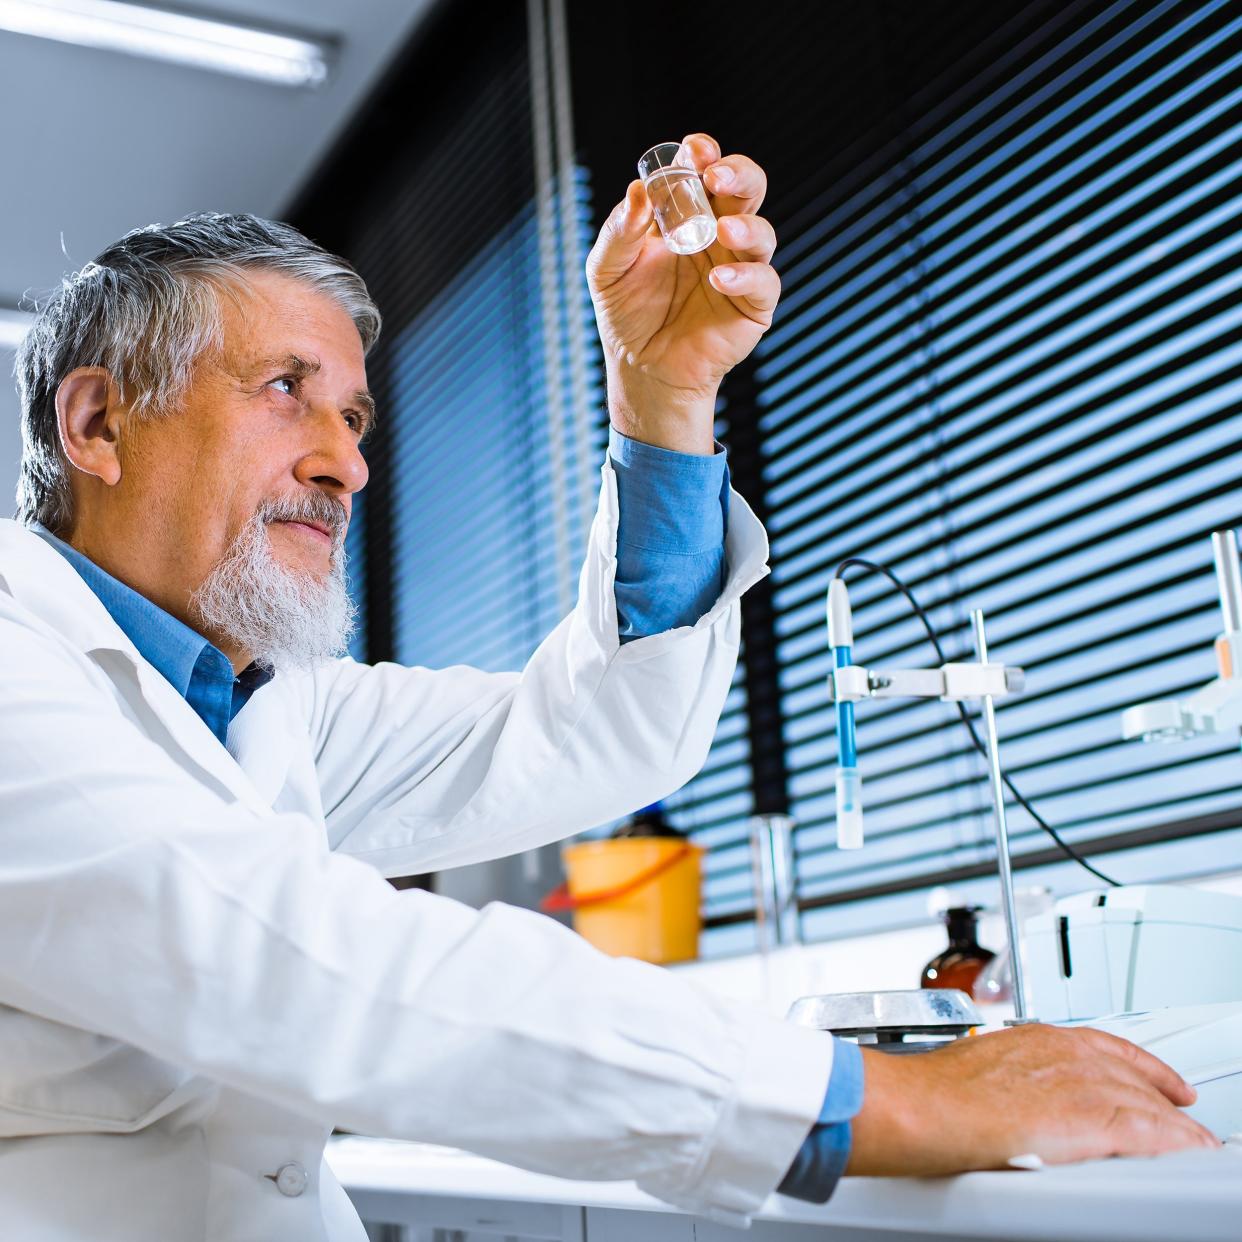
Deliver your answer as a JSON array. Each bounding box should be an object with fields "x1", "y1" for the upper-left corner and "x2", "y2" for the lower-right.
[{"x1": 540, "y1": 843, "x2": 694, "y2": 913}]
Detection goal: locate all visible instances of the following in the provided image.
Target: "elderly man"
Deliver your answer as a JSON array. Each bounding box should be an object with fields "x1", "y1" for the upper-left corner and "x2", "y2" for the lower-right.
[{"x1": 0, "y1": 135, "x2": 1214, "y2": 1242}]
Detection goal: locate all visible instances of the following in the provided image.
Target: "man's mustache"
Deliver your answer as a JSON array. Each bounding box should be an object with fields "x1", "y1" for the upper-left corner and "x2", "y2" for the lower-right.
[{"x1": 257, "y1": 493, "x2": 348, "y2": 549}]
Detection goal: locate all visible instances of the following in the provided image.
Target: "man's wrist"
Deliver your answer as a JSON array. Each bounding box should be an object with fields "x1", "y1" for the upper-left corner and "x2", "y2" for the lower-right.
[
  {"x1": 845, "y1": 1047, "x2": 922, "y2": 1176},
  {"x1": 606, "y1": 366, "x2": 717, "y2": 456}
]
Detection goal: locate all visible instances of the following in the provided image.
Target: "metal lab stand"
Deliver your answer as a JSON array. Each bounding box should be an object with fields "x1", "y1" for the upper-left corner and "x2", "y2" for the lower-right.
[{"x1": 828, "y1": 608, "x2": 1035, "y2": 1021}]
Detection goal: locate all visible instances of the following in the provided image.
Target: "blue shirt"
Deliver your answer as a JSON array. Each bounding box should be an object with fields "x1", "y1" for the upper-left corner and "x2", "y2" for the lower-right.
[
  {"x1": 609, "y1": 426, "x2": 729, "y2": 642},
  {"x1": 35, "y1": 428, "x2": 859, "y2": 1202}
]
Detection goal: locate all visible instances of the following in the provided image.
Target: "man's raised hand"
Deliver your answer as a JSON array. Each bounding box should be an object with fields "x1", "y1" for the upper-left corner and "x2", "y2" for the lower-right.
[{"x1": 587, "y1": 133, "x2": 779, "y2": 455}]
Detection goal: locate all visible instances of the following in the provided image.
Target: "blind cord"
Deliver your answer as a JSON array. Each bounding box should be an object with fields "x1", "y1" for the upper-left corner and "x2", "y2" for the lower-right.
[{"x1": 833, "y1": 556, "x2": 1121, "y2": 888}]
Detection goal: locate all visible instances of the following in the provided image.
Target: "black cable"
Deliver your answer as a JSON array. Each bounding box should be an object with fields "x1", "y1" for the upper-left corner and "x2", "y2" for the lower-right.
[{"x1": 833, "y1": 557, "x2": 1120, "y2": 888}]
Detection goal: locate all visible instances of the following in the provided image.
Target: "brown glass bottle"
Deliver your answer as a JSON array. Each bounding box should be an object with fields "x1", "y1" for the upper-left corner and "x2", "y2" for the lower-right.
[{"x1": 921, "y1": 906, "x2": 995, "y2": 999}]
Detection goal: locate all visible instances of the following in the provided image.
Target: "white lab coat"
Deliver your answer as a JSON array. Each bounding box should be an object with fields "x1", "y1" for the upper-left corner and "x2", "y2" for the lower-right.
[{"x1": 0, "y1": 461, "x2": 835, "y2": 1241}]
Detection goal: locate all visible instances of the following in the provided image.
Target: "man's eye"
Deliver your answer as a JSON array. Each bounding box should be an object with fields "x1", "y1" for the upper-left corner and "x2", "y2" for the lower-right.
[{"x1": 269, "y1": 376, "x2": 296, "y2": 397}]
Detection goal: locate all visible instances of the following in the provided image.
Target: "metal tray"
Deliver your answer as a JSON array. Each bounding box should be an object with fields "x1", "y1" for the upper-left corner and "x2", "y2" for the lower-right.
[{"x1": 787, "y1": 989, "x2": 982, "y2": 1048}]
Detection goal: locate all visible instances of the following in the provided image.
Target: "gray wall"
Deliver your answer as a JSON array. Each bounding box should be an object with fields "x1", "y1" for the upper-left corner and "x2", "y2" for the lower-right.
[
  {"x1": 435, "y1": 844, "x2": 568, "y2": 919},
  {"x1": 0, "y1": 357, "x2": 21, "y2": 519}
]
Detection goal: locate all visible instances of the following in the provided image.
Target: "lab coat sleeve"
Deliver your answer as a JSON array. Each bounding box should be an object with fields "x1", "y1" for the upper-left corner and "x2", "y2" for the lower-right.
[
  {"x1": 307, "y1": 455, "x2": 770, "y2": 874},
  {"x1": 0, "y1": 602, "x2": 834, "y2": 1225}
]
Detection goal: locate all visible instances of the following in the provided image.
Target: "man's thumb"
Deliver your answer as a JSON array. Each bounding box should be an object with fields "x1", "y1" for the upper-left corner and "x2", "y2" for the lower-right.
[{"x1": 588, "y1": 180, "x2": 653, "y2": 285}]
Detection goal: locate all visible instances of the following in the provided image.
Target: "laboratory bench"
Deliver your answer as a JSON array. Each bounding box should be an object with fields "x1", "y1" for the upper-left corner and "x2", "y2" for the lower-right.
[{"x1": 329, "y1": 1134, "x2": 1242, "y2": 1242}]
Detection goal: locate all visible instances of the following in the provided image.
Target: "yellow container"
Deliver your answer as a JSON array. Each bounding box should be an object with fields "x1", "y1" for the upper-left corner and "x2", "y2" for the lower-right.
[{"x1": 556, "y1": 838, "x2": 704, "y2": 964}]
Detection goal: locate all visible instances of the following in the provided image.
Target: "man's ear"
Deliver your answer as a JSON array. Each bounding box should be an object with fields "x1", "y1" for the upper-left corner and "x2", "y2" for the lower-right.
[{"x1": 55, "y1": 367, "x2": 125, "y2": 487}]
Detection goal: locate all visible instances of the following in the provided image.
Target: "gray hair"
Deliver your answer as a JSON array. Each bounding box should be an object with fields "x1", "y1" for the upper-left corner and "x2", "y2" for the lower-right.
[{"x1": 12, "y1": 212, "x2": 381, "y2": 533}]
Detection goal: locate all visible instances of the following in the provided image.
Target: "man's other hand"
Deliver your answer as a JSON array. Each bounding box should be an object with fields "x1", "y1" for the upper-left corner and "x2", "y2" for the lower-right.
[
  {"x1": 587, "y1": 132, "x2": 778, "y2": 455},
  {"x1": 847, "y1": 1023, "x2": 1219, "y2": 1176}
]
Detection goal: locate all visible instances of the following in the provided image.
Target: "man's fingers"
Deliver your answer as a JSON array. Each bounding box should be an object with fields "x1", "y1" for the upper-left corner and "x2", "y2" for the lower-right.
[
  {"x1": 1103, "y1": 1102, "x2": 1220, "y2": 1157},
  {"x1": 587, "y1": 180, "x2": 654, "y2": 289},
  {"x1": 1073, "y1": 1027, "x2": 1197, "y2": 1106},
  {"x1": 678, "y1": 134, "x2": 768, "y2": 212},
  {"x1": 705, "y1": 159, "x2": 767, "y2": 213},
  {"x1": 681, "y1": 132, "x2": 722, "y2": 171},
  {"x1": 715, "y1": 214, "x2": 776, "y2": 264},
  {"x1": 708, "y1": 261, "x2": 780, "y2": 315}
]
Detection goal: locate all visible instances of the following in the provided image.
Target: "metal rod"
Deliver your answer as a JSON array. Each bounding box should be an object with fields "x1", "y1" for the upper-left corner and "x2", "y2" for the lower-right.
[
  {"x1": 969, "y1": 609, "x2": 1034, "y2": 1023},
  {"x1": 525, "y1": 0, "x2": 574, "y2": 618},
  {"x1": 1212, "y1": 530, "x2": 1242, "y2": 634},
  {"x1": 546, "y1": 0, "x2": 598, "y2": 536}
]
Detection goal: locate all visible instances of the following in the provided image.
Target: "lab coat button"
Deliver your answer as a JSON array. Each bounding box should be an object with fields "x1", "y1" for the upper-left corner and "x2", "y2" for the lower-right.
[{"x1": 274, "y1": 1162, "x2": 308, "y2": 1197}]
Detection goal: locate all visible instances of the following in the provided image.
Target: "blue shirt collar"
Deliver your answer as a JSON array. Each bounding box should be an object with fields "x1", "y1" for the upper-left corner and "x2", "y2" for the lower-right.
[{"x1": 31, "y1": 523, "x2": 273, "y2": 742}]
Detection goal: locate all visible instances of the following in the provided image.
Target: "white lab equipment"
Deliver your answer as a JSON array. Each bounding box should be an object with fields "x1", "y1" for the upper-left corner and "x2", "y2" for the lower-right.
[
  {"x1": 1024, "y1": 884, "x2": 1242, "y2": 1021},
  {"x1": 637, "y1": 141, "x2": 718, "y2": 255},
  {"x1": 1123, "y1": 529, "x2": 1242, "y2": 742}
]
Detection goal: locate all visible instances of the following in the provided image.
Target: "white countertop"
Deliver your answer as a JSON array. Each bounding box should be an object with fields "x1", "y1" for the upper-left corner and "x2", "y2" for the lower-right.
[
  {"x1": 329, "y1": 899, "x2": 1242, "y2": 1239},
  {"x1": 327, "y1": 1134, "x2": 1242, "y2": 1241}
]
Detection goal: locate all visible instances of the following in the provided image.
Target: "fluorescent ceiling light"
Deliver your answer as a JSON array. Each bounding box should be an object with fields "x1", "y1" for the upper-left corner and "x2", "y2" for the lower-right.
[
  {"x1": 0, "y1": 0, "x2": 332, "y2": 88},
  {"x1": 0, "y1": 308, "x2": 35, "y2": 351}
]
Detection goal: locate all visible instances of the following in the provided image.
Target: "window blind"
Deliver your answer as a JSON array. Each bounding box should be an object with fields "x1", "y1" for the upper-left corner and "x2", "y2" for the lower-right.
[
  {"x1": 381, "y1": 181, "x2": 602, "y2": 673},
  {"x1": 749, "y1": 0, "x2": 1242, "y2": 937},
  {"x1": 336, "y1": 2, "x2": 603, "y2": 676}
]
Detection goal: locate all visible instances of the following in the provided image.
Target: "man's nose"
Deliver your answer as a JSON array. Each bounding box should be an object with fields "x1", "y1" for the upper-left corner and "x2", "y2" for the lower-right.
[{"x1": 294, "y1": 401, "x2": 370, "y2": 497}]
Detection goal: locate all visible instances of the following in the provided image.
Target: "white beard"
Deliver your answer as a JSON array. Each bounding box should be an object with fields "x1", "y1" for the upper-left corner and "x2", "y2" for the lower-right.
[{"x1": 190, "y1": 503, "x2": 356, "y2": 673}]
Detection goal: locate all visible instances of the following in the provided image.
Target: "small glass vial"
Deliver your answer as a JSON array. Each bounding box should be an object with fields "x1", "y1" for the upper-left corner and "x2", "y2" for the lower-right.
[{"x1": 637, "y1": 141, "x2": 718, "y2": 256}]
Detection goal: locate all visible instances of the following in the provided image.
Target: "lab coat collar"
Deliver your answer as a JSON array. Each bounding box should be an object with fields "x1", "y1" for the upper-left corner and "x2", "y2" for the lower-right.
[
  {"x1": 0, "y1": 519, "x2": 147, "y2": 664},
  {"x1": 0, "y1": 519, "x2": 289, "y2": 814}
]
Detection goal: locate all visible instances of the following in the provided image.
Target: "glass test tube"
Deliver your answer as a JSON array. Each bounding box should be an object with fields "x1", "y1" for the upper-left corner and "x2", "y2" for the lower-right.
[
  {"x1": 637, "y1": 142, "x2": 718, "y2": 256},
  {"x1": 750, "y1": 813, "x2": 800, "y2": 951}
]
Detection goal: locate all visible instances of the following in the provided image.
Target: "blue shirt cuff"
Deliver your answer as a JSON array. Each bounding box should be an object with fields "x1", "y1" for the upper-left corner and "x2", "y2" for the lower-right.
[
  {"x1": 777, "y1": 1038, "x2": 865, "y2": 1204},
  {"x1": 608, "y1": 427, "x2": 730, "y2": 642}
]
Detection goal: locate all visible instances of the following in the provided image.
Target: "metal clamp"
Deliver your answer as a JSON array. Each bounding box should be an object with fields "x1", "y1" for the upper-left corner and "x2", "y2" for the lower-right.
[{"x1": 828, "y1": 663, "x2": 1025, "y2": 703}]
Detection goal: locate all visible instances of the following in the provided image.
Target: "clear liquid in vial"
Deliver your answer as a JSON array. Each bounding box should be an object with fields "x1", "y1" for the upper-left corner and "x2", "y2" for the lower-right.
[{"x1": 645, "y1": 168, "x2": 717, "y2": 255}]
